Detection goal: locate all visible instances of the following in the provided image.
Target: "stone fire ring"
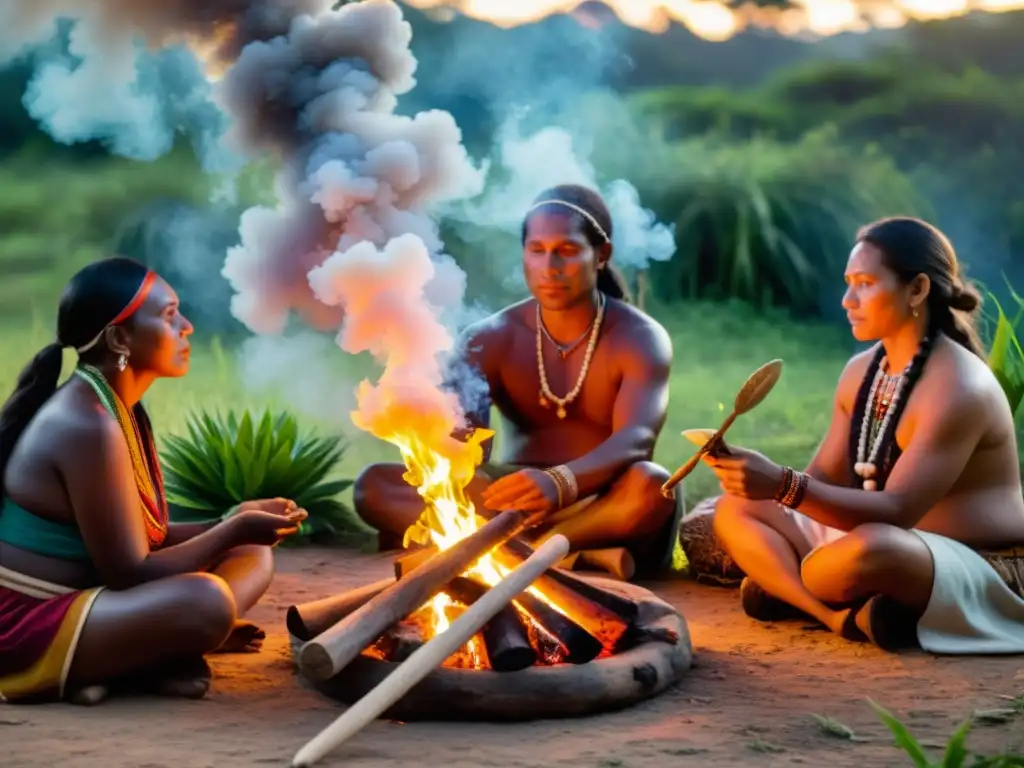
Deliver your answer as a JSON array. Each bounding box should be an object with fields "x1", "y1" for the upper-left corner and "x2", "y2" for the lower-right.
[{"x1": 289, "y1": 576, "x2": 693, "y2": 722}]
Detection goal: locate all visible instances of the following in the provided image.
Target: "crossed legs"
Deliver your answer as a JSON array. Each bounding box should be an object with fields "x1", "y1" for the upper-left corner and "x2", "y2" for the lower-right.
[
  {"x1": 713, "y1": 495, "x2": 934, "y2": 641},
  {"x1": 65, "y1": 544, "x2": 275, "y2": 699}
]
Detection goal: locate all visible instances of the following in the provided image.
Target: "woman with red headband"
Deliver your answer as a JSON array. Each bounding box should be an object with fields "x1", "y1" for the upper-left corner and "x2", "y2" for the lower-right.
[{"x1": 0, "y1": 257, "x2": 307, "y2": 705}]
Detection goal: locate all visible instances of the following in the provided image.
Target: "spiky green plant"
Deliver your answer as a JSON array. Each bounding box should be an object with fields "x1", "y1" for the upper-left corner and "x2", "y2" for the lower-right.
[
  {"x1": 160, "y1": 408, "x2": 366, "y2": 546},
  {"x1": 870, "y1": 700, "x2": 1024, "y2": 767},
  {"x1": 986, "y1": 285, "x2": 1024, "y2": 417}
]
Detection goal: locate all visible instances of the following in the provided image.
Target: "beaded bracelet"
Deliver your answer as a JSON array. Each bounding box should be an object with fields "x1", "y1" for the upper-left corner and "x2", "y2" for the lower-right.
[
  {"x1": 775, "y1": 467, "x2": 809, "y2": 509},
  {"x1": 774, "y1": 467, "x2": 795, "y2": 504},
  {"x1": 790, "y1": 471, "x2": 809, "y2": 508},
  {"x1": 544, "y1": 465, "x2": 578, "y2": 509}
]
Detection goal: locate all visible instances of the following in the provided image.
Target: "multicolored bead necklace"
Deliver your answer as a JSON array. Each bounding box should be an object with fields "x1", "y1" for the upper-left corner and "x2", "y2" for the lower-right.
[{"x1": 74, "y1": 364, "x2": 169, "y2": 548}]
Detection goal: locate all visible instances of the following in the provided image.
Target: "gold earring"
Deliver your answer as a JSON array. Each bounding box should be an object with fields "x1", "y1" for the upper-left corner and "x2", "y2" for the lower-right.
[
  {"x1": 912, "y1": 307, "x2": 919, "y2": 318},
  {"x1": 117, "y1": 353, "x2": 128, "y2": 372}
]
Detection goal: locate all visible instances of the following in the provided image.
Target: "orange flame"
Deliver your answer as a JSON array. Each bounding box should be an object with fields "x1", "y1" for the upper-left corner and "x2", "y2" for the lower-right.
[{"x1": 404, "y1": 0, "x2": 1023, "y2": 41}]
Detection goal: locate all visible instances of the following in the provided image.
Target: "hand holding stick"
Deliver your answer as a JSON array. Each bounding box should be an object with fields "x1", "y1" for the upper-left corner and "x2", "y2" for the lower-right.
[
  {"x1": 661, "y1": 359, "x2": 784, "y2": 498},
  {"x1": 291, "y1": 534, "x2": 571, "y2": 767}
]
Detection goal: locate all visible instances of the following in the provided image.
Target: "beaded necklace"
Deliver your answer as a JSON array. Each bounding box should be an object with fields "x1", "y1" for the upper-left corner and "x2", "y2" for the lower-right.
[
  {"x1": 854, "y1": 358, "x2": 910, "y2": 490},
  {"x1": 536, "y1": 293, "x2": 606, "y2": 419},
  {"x1": 850, "y1": 335, "x2": 934, "y2": 491},
  {"x1": 74, "y1": 364, "x2": 169, "y2": 548}
]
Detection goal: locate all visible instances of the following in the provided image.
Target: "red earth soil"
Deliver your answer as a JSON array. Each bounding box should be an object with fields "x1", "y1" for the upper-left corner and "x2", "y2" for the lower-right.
[{"x1": 3, "y1": 546, "x2": 1022, "y2": 767}]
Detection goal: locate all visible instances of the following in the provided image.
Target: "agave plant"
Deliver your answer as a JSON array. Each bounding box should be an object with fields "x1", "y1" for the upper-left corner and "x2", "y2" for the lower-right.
[{"x1": 160, "y1": 408, "x2": 364, "y2": 546}]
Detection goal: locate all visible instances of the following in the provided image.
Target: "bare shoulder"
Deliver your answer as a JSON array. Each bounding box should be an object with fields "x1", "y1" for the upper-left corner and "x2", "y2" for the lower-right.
[
  {"x1": 835, "y1": 345, "x2": 878, "y2": 413},
  {"x1": 458, "y1": 300, "x2": 529, "y2": 348},
  {"x1": 925, "y1": 336, "x2": 1007, "y2": 421},
  {"x1": 36, "y1": 385, "x2": 127, "y2": 472},
  {"x1": 604, "y1": 299, "x2": 673, "y2": 366}
]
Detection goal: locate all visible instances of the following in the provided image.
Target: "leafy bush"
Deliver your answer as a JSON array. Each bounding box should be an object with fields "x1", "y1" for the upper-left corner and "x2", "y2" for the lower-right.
[
  {"x1": 160, "y1": 408, "x2": 367, "y2": 546},
  {"x1": 637, "y1": 128, "x2": 929, "y2": 314}
]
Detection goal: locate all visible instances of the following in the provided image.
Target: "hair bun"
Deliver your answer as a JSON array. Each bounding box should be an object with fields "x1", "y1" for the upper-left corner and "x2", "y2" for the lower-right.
[{"x1": 949, "y1": 283, "x2": 980, "y2": 313}]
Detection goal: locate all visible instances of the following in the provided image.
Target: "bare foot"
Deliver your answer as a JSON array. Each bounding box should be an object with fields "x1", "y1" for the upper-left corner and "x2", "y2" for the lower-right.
[
  {"x1": 147, "y1": 656, "x2": 212, "y2": 700},
  {"x1": 828, "y1": 606, "x2": 867, "y2": 641},
  {"x1": 68, "y1": 684, "x2": 109, "y2": 706},
  {"x1": 854, "y1": 595, "x2": 919, "y2": 651},
  {"x1": 210, "y1": 619, "x2": 266, "y2": 654}
]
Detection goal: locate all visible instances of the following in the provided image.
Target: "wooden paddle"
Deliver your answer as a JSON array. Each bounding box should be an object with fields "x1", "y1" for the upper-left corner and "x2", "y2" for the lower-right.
[{"x1": 660, "y1": 359, "x2": 784, "y2": 498}]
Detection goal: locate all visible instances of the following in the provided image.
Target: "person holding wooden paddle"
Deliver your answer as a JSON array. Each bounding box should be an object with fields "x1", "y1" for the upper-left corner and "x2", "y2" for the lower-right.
[
  {"x1": 703, "y1": 217, "x2": 1024, "y2": 652},
  {"x1": 353, "y1": 184, "x2": 683, "y2": 578}
]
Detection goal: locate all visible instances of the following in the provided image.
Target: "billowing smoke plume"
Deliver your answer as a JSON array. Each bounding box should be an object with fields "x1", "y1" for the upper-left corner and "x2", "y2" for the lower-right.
[
  {"x1": 442, "y1": 116, "x2": 676, "y2": 292},
  {"x1": 217, "y1": 2, "x2": 484, "y2": 336},
  {"x1": 0, "y1": 2, "x2": 331, "y2": 172}
]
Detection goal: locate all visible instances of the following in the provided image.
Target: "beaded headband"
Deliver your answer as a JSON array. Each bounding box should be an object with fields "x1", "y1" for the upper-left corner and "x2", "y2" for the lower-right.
[
  {"x1": 74, "y1": 270, "x2": 158, "y2": 354},
  {"x1": 526, "y1": 199, "x2": 610, "y2": 243}
]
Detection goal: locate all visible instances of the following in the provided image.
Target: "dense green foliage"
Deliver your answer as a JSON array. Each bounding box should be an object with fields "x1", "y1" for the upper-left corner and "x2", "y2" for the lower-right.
[{"x1": 632, "y1": 49, "x2": 1024, "y2": 309}]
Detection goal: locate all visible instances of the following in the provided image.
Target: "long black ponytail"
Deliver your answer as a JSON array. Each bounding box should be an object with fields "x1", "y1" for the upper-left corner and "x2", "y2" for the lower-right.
[{"x1": 0, "y1": 257, "x2": 151, "y2": 492}]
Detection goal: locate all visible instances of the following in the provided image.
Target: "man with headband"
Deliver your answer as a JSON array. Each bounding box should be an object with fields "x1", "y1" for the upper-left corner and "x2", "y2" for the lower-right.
[{"x1": 354, "y1": 184, "x2": 682, "y2": 577}]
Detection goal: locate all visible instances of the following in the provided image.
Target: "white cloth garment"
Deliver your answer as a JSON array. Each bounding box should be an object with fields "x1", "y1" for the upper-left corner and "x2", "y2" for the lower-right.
[{"x1": 780, "y1": 506, "x2": 1024, "y2": 654}]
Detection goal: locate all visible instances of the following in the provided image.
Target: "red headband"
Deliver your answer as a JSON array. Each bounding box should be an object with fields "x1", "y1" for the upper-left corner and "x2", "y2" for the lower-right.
[{"x1": 75, "y1": 270, "x2": 157, "y2": 353}]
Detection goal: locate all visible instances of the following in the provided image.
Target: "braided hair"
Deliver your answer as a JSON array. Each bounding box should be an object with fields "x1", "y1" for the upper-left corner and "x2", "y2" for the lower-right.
[
  {"x1": 846, "y1": 216, "x2": 980, "y2": 490},
  {"x1": 521, "y1": 184, "x2": 632, "y2": 303}
]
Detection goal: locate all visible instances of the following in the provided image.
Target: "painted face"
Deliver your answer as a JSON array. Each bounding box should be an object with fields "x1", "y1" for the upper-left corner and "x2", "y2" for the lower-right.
[
  {"x1": 841, "y1": 241, "x2": 918, "y2": 342},
  {"x1": 522, "y1": 210, "x2": 607, "y2": 311},
  {"x1": 120, "y1": 277, "x2": 194, "y2": 377}
]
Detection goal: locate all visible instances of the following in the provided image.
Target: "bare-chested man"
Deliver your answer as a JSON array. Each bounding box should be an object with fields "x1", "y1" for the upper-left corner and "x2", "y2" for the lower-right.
[
  {"x1": 354, "y1": 184, "x2": 681, "y2": 577},
  {"x1": 705, "y1": 216, "x2": 1024, "y2": 652}
]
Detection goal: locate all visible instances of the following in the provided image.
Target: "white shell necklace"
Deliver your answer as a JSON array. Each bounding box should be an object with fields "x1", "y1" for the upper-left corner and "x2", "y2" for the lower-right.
[
  {"x1": 536, "y1": 293, "x2": 606, "y2": 419},
  {"x1": 854, "y1": 355, "x2": 911, "y2": 491}
]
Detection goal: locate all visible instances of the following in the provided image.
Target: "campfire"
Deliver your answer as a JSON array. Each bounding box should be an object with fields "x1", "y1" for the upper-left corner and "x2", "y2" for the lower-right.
[
  {"x1": 288, "y1": 428, "x2": 680, "y2": 675},
  {"x1": 284, "y1": 429, "x2": 691, "y2": 766}
]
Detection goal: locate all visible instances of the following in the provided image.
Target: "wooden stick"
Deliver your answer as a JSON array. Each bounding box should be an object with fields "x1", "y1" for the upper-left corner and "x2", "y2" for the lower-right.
[
  {"x1": 574, "y1": 548, "x2": 636, "y2": 581},
  {"x1": 394, "y1": 547, "x2": 437, "y2": 579},
  {"x1": 286, "y1": 578, "x2": 395, "y2": 642},
  {"x1": 299, "y1": 509, "x2": 529, "y2": 682},
  {"x1": 291, "y1": 535, "x2": 570, "y2": 768}
]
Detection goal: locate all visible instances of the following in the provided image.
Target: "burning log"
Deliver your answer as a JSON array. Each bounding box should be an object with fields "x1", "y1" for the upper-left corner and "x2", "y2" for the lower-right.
[
  {"x1": 370, "y1": 623, "x2": 425, "y2": 663},
  {"x1": 502, "y1": 538, "x2": 639, "y2": 621},
  {"x1": 286, "y1": 578, "x2": 395, "y2": 642},
  {"x1": 512, "y1": 588, "x2": 602, "y2": 664},
  {"x1": 291, "y1": 535, "x2": 570, "y2": 768},
  {"x1": 492, "y1": 543, "x2": 636, "y2": 650},
  {"x1": 445, "y1": 577, "x2": 536, "y2": 672},
  {"x1": 299, "y1": 509, "x2": 532, "y2": 682}
]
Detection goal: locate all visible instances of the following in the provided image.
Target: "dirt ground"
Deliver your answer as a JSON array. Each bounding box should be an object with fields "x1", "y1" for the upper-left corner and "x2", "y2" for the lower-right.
[{"x1": 3, "y1": 547, "x2": 1023, "y2": 768}]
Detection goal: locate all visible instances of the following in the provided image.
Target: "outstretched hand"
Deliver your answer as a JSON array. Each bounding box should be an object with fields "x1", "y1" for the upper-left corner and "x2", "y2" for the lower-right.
[
  {"x1": 702, "y1": 444, "x2": 785, "y2": 501},
  {"x1": 480, "y1": 469, "x2": 561, "y2": 516},
  {"x1": 236, "y1": 497, "x2": 303, "y2": 518}
]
